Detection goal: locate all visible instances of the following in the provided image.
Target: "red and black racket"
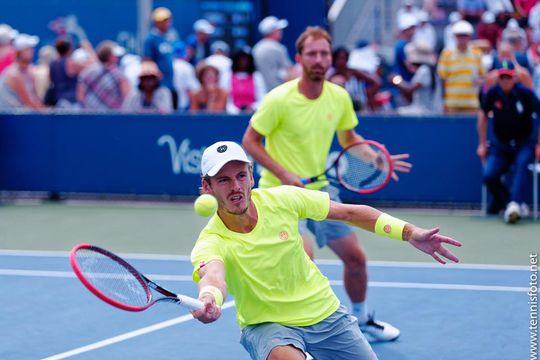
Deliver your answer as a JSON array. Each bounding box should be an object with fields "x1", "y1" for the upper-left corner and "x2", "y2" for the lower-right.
[
  {"x1": 301, "y1": 140, "x2": 393, "y2": 194},
  {"x1": 70, "y1": 243, "x2": 203, "y2": 312}
]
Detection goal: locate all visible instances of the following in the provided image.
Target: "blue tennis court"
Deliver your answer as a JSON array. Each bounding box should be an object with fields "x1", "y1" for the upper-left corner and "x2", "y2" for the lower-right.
[{"x1": 0, "y1": 251, "x2": 529, "y2": 360}]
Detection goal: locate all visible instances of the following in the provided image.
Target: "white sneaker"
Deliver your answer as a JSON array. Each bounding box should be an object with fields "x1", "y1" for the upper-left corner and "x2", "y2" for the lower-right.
[
  {"x1": 520, "y1": 203, "x2": 531, "y2": 218},
  {"x1": 504, "y1": 201, "x2": 521, "y2": 224},
  {"x1": 359, "y1": 314, "x2": 400, "y2": 342}
]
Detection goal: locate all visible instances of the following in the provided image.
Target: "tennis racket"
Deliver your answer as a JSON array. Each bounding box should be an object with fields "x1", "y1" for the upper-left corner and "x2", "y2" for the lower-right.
[
  {"x1": 301, "y1": 140, "x2": 393, "y2": 194},
  {"x1": 70, "y1": 243, "x2": 203, "y2": 312}
]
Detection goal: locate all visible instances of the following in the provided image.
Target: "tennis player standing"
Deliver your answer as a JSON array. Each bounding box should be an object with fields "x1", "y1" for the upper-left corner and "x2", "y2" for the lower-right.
[
  {"x1": 242, "y1": 26, "x2": 411, "y2": 341},
  {"x1": 191, "y1": 141, "x2": 461, "y2": 360}
]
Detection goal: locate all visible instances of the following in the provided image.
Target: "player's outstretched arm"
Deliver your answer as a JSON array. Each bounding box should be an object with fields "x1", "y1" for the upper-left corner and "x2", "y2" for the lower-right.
[
  {"x1": 192, "y1": 260, "x2": 227, "y2": 324},
  {"x1": 327, "y1": 201, "x2": 462, "y2": 264}
]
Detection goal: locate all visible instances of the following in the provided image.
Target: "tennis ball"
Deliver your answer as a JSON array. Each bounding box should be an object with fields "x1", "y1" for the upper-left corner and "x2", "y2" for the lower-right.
[{"x1": 194, "y1": 194, "x2": 218, "y2": 217}]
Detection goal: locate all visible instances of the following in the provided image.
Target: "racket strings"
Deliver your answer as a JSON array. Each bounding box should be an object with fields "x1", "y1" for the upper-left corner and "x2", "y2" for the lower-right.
[
  {"x1": 339, "y1": 146, "x2": 390, "y2": 191},
  {"x1": 75, "y1": 249, "x2": 150, "y2": 307}
]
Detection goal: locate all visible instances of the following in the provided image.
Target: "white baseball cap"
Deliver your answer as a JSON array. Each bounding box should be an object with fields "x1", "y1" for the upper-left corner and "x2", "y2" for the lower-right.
[
  {"x1": 0, "y1": 24, "x2": 17, "y2": 45},
  {"x1": 201, "y1": 141, "x2": 251, "y2": 177},
  {"x1": 258, "y1": 16, "x2": 288, "y2": 35},
  {"x1": 194, "y1": 19, "x2": 215, "y2": 35},
  {"x1": 452, "y1": 20, "x2": 474, "y2": 35},
  {"x1": 13, "y1": 34, "x2": 39, "y2": 50},
  {"x1": 397, "y1": 13, "x2": 418, "y2": 31}
]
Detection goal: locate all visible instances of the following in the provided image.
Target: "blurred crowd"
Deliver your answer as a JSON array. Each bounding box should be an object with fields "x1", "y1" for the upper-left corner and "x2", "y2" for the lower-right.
[
  {"x1": 2, "y1": 1, "x2": 540, "y2": 115},
  {"x1": 387, "y1": 0, "x2": 540, "y2": 114}
]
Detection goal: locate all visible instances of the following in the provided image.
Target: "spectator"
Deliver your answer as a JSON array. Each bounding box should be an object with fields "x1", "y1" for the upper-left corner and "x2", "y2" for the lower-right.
[
  {"x1": 77, "y1": 40, "x2": 130, "y2": 111},
  {"x1": 477, "y1": 60, "x2": 540, "y2": 223},
  {"x1": 0, "y1": 24, "x2": 17, "y2": 75},
  {"x1": 532, "y1": 53, "x2": 540, "y2": 97},
  {"x1": 437, "y1": 20, "x2": 485, "y2": 113},
  {"x1": 328, "y1": 46, "x2": 381, "y2": 112},
  {"x1": 120, "y1": 53, "x2": 142, "y2": 90},
  {"x1": 227, "y1": 48, "x2": 266, "y2": 113},
  {"x1": 486, "y1": 0, "x2": 515, "y2": 19},
  {"x1": 413, "y1": 10, "x2": 437, "y2": 51},
  {"x1": 0, "y1": 34, "x2": 43, "y2": 110},
  {"x1": 492, "y1": 1, "x2": 514, "y2": 28},
  {"x1": 529, "y1": 2, "x2": 540, "y2": 42},
  {"x1": 348, "y1": 40, "x2": 381, "y2": 76},
  {"x1": 488, "y1": 41, "x2": 533, "y2": 89},
  {"x1": 457, "y1": 0, "x2": 486, "y2": 27},
  {"x1": 395, "y1": 41, "x2": 443, "y2": 114},
  {"x1": 396, "y1": 0, "x2": 421, "y2": 26},
  {"x1": 122, "y1": 60, "x2": 172, "y2": 114},
  {"x1": 186, "y1": 19, "x2": 215, "y2": 66},
  {"x1": 205, "y1": 40, "x2": 232, "y2": 90},
  {"x1": 477, "y1": 11, "x2": 502, "y2": 50},
  {"x1": 252, "y1": 16, "x2": 293, "y2": 90},
  {"x1": 33, "y1": 45, "x2": 57, "y2": 103},
  {"x1": 189, "y1": 62, "x2": 227, "y2": 112},
  {"x1": 48, "y1": 38, "x2": 94, "y2": 107},
  {"x1": 443, "y1": 11, "x2": 462, "y2": 49},
  {"x1": 501, "y1": 18, "x2": 528, "y2": 54},
  {"x1": 514, "y1": 0, "x2": 538, "y2": 27},
  {"x1": 143, "y1": 7, "x2": 178, "y2": 109},
  {"x1": 394, "y1": 13, "x2": 418, "y2": 84},
  {"x1": 172, "y1": 41, "x2": 199, "y2": 111}
]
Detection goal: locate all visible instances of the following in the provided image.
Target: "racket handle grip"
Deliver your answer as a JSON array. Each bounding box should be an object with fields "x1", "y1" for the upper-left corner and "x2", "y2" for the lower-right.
[
  {"x1": 301, "y1": 177, "x2": 316, "y2": 185},
  {"x1": 177, "y1": 294, "x2": 204, "y2": 310}
]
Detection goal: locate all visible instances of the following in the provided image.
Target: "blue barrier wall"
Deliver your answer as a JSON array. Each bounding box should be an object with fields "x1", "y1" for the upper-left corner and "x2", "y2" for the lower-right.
[{"x1": 0, "y1": 113, "x2": 486, "y2": 205}]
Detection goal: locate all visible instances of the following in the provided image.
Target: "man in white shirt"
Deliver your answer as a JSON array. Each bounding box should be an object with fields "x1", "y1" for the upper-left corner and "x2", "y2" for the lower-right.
[
  {"x1": 252, "y1": 16, "x2": 293, "y2": 90},
  {"x1": 172, "y1": 42, "x2": 199, "y2": 111}
]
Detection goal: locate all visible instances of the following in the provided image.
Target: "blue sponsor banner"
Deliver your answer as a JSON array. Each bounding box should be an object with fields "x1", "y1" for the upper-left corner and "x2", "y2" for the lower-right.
[{"x1": 0, "y1": 113, "x2": 486, "y2": 204}]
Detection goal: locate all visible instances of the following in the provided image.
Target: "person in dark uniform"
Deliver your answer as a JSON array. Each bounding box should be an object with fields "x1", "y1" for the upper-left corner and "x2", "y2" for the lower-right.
[{"x1": 477, "y1": 60, "x2": 540, "y2": 223}]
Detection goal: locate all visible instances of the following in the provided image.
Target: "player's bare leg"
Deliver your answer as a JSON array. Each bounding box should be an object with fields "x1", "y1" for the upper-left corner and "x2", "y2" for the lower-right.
[
  {"x1": 328, "y1": 232, "x2": 400, "y2": 342},
  {"x1": 268, "y1": 345, "x2": 306, "y2": 360},
  {"x1": 327, "y1": 233, "x2": 367, "y2": 302}
]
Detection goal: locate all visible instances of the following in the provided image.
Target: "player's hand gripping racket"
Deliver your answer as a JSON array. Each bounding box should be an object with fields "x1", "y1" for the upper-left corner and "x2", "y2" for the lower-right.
[
  {"x1": 301, "y1": 140, "x2": 393, "y2": 194},
  {"x1": 70, "y1": 243, "x2": 203, "y2": 312}
]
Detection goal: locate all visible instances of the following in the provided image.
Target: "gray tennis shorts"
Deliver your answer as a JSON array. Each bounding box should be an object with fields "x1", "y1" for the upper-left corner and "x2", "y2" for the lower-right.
[
  {"x1": 239, "y1": 305, "x2": 377, "y2": 360},
  {"x1": 299, "y1": 186, "x2": 355, "y2": 248}
]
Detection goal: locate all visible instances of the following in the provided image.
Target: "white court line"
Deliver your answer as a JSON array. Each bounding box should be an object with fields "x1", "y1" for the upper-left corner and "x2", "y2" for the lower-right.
[
  {"x1": 0, "y1": 268, "x2": 527, "y2": 292},
  {"x1": 0, "y1": 249, "x2": 530, "y2": 271},
  {"x1": 329, "y1": 280, "x2": 528, "y2": 292},
  {"x1": 0, "y1": 269, "x2": 193, "y2": 281},
  {"x1": 318, "y1": 259, "x2": 530, "y2": 271},
  {"x1": 41, "y1": 301, "x2": 236, "y2": 360},
  {"x1": 0, "y1": 249, "x2": 190, "y2": 261}
]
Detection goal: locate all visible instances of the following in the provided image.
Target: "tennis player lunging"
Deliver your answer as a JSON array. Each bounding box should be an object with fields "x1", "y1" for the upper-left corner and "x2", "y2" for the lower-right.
[
  {"x1": 191, "y1": 141, "x2": 461, "y2": 360},
  {"x1": 242, "y1": 26, "x2": 412, "y2": 341}
]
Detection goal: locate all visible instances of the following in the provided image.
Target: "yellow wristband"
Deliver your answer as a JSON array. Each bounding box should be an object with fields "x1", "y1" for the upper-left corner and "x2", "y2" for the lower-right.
[
  {"x1": 374, "y1": 213, "x2": 407, "y2": 241},
  {"x1": 199, "y1": 285, "x2": 224, "y2": 307}
]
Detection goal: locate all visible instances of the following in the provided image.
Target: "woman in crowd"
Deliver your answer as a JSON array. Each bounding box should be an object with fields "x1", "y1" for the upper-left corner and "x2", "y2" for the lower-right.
[
  {"x1": 395, "y1": 41, "x2": 443, "y2": 114},
  {"x1": 189, "y1": 62, "x2": 227, "y2": 113},
  {"x1": 122, "y1": 60, "x2": 172, "y2": 114},
  {"x1": 48, "y1": 38, "x2": 94, "y2": 108},
  {"x1": 327, "y1": 46, "x2": 381, "y2": 112},
  {"x1": 227, "y1": 48, "x2": 266, "y2": 113},
  {"x1": 0, "y1": 34, "x2": 43, "y2": 110}
]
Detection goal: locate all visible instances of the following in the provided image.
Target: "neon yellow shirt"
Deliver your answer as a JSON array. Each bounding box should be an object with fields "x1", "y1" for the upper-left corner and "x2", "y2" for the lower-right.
[
  {"x1": 191, "y1": 186, "x2": 340, "y2": 328},
  {"x1": 250, "y1": 78, "x2": 358, "y2": 190}
]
